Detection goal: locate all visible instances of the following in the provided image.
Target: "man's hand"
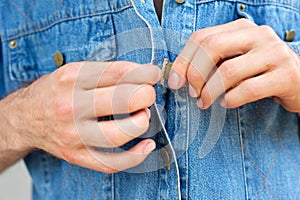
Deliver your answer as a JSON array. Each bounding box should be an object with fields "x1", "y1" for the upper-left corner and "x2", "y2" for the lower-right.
[
  {"x1": 0, "y1": 61, "x2": 161, "y2": 173},
  {"x1": 168, "y1": 19, "x2": 300, "y2": 112}
]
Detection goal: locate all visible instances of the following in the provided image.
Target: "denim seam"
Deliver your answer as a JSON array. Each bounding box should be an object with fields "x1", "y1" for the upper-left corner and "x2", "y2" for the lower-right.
[
  {"x1": 154, "y1": 101, "x2": 182, "y2": 199},
  {"x1": 237, "y1": 108, "x2": 249, "y2": 200},
  {"x1": 195, "y1": 0, "x2": 300, "y2": 13},
  {"x1": 184, "y1": 4, "x2": 198, "y2": 198},
  {"x1": 131, "y1": 1, "x2": 182, "y2": 199},
  {"x1": 2, "y1": 4, "x2": 133, "y2": 42},
  {"x1": 130, "y1": 0, "x2": 155, "y2": 64},
  {"x1": 7, "y1": 44, "x2": 14, "y2": 81},
  {"x1": 111, "y1": 173, "x2": 115, "y2": 200},
  {"x1": 185, "y1": 89, "x2": 190, "y2": 200}
]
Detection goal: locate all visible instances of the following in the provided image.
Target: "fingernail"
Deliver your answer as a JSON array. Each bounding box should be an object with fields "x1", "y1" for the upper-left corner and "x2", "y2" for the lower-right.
[
  {"x1": 168, "y1": 71, "x2": 180, "y2": 89},
  {"x1": 189, "y1": 84, "x2": 197, "y2": 98},
  {"x1": 145, "y1": 108, "x2": 151, "y2": 118},
  {"x1": 197, "y1": 98, "x2": 204, "y2": 108},
  {"x1": 144, "y1": 141, "x2": 156, "y2": 154},
  {"x1": 219, "y1": 98, "x2": 226, "y2": 108}
]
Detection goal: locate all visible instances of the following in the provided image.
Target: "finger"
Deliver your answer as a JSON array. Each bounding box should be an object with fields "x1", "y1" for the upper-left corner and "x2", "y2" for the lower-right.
[
  {"x1": 79, "y1": 109, "x2": 151, "y2": 148},
  {"x1": 187, "y1": 26, "x2": 278, "y2": 98},
  {"x1": 95, "y1": 84, "x2": 156, "y2": 117},
  {"x1": 168, "y1": 19, "x2": 257, "y2": 89},
  {"x1": 221, "y1": 71, "x2": 285, "y2": 108},
  {"x1": 74, "y1": 61, "x2": 161, "y2": 89},
  {"x1": 198, "y1": 45, "x2": 279, "y2": 109},
  {"x1": 74, "y1": 83, "x2": 156, "y2": 118},
  {"x1": 70, "y1": 139, "x2": 156, "y2": 174}
]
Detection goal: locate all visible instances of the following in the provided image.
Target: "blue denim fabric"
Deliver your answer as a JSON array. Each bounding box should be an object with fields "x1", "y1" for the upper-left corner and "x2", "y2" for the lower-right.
[{"x1": 0, "y1": 0, "x2": 300, "y2": 199}]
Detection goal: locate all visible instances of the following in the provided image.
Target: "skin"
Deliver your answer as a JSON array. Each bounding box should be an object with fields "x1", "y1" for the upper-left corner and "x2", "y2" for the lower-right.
[
  {"x1": 1, "y1": 19, "x2": 299, "y2": 174},
  {"x1": 168, "y1": 19, "x2": 300, "y2": 113},
  {"x1": 0, "y1": 61, "x2": 161, "y2": 174}
]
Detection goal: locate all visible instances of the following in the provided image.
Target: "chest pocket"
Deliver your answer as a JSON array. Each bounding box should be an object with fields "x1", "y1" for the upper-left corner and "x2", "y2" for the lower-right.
[
  {"x1": 2, "y1": 1, "x2": 119, "y2": 83},
  {"x1": 195, "y1": 0, "x2": 300, "y2": 54}
]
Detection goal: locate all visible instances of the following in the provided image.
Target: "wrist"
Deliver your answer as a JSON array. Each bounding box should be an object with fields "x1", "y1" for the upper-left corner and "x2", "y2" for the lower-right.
[{"x1": 0, "y1": 87, "x2": 35, "y2": 154}]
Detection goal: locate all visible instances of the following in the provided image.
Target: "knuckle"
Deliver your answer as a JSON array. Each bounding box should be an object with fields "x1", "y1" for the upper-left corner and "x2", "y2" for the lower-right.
[
  {"x1": 201, "y1": 35, "x2": 220, "y2": 50},
  {"x1": 201, "y1": 88, "x2": 213, "y2": 106},
  {"x1": 241, "y1": 80, "x2": 259, "y2": 98},
  {"x1": 220, "y1": 60, "x2": 239, "y2": 81},
  {"x1": 283, "y1": 66, "x2": 299, "y2": 86},
  {"x1": 56, "y1": 63, "x2": 79, "y2": 84},
  {"x1": 114, "y1": 61, "x2": 137, "y2": 79},
  {"x1": 187, "y1": 67, "x2": 203, "y2": 84},
  {"x1": 272, "y1": 42, "x2": 292, "y2": 61},
  {"x1": 190, "y1": 30, "x2": 204, "y2": 42},
  {"x1": 175, "y1": 55, "x2": 189, "y2": 67},
  {"x1": 259, "y1": 25, "x2": 277, "y2": 39}
]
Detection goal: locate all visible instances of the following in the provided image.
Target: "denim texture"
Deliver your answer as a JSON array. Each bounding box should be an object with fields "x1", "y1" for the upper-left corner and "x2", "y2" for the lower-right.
[{"x1": 0, "y1": 0, "x2": 299, "y2": 199}]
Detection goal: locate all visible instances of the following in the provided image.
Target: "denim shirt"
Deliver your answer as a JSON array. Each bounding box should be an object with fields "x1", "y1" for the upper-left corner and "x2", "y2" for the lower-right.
[{"x1": 0, "y1": 0, "x2": 300, "y2": 199}]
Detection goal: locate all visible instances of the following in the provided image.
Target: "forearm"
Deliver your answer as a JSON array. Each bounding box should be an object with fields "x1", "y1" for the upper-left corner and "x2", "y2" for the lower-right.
[{"x1": 0, "y1": 88, "x2": 34, "y2": 173}]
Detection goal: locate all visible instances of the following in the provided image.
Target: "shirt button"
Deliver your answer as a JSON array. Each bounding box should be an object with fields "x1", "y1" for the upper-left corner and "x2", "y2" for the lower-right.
[
  {"x1": 160, "y1": 58, "x2": 173, "y2": 85},
  {"x1": 238, "y1": 3, "x2": 246, "y2": 12},
  {"x1": 175, "y1": 0, "x2": 185, "y2": 4},
  {"x1": 160, "y1": 146, "x2": 171, "y2": 171},
  {"x1": 54, "y1": 51, "x2": 64, "y2": 67},
  {"x1": 285, "y1": 29, "x2": 295, "y2": 42},
  {"x1": 9, "y1": 40, "x2": 18, "y2": 49}
]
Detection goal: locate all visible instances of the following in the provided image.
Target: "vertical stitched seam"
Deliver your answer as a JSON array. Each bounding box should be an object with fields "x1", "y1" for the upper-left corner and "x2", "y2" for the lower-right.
[
  {"x1": 111, "y1": 173, "x2": 114, "y2": 200},
  {"x1": 130, "y1": 0, "x2": 155, "y2": 64},
  {"x1": 154, "y1": 102, "x2": 182, "y2": 200},
  {"x1": 237, "y1": 108, "x2": 249, "y2": 200},
  {"x1": 131, "y1": 1, "x2": 182, "y2": 199},
  {"x1": 185, "y1": 87, "x2": 190, "y2": 200}
]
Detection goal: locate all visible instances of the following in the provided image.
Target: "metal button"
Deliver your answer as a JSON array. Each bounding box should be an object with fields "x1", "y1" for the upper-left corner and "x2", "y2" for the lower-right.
[
  {"x1": 9, "y1": 40, "x2": 17, "y2": 49},
  {"x1": 238, "y1": 3, "x2": 246, "y2": 12},
  {"x1": 160, "y1": 58, "x2": 173, "y2": 85},
  {"x1": 160, "y1": 147, "x2": 171, "y2": 171},
  {"x1": 162, "y1": 58, "x2": 173, "y2": 80},
  {"x1": 175, "y1": 0, "x2": 185, "y2": 4},
  {"x1": 54, "y1": 51, "x2": 64, "y2": 67},
  {"x1": 285, "y1": 29, "x2": 295, "y2": 42},
  {"x1": 164, "y1": 62, "x2": 173, "y2": 80}
]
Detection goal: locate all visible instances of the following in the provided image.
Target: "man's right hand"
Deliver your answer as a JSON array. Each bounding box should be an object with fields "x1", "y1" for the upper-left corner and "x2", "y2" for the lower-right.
[{"x1": 0, "y1": 61, "x2": 161, "y2": 174}]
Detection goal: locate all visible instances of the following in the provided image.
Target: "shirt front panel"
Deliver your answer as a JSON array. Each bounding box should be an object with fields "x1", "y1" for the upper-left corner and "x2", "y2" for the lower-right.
[{"x1": 0, "y1": 0, "x2": 299, "y2": 199}]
